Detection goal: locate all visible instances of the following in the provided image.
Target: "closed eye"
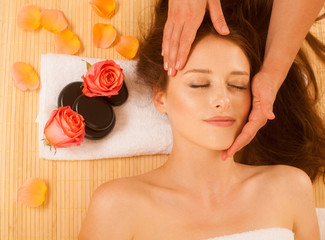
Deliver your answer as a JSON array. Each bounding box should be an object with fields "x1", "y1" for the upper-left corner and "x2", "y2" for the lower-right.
[
  {"x1": 190, "y1": 84, "x2": 210, "y2": 88},
  {"x1": 229, "y1": 84, "x2": 247, "y2": 90}
]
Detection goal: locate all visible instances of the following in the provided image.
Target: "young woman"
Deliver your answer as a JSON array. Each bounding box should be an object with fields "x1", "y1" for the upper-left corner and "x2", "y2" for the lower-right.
[{"x1": 79, "y1": 0, "x2": 325, "y2": 239}]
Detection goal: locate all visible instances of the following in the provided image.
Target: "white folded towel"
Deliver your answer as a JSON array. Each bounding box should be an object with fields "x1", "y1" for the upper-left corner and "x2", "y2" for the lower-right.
[
  {"x1": 204, "y1": 208, "x2": 325, "y2": 240},
  {"x1": 317, "y1": 208, "x2": 325, "y2": 239},
  {"x1": 205, "y1": 228, "x2": 294, "y2": 240},
  {"x1": 37, "y1": 53, "x2": 173, "y2": 160}
]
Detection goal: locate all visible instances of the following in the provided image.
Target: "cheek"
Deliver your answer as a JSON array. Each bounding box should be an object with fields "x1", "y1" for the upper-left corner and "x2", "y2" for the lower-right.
[
  {"x1": 233, "y1": 92, "x2": 251, "y2": 126},
  {"x1": 243, "y1": 93, "x2": 252, "y2": 118},
  {"x1": 164, "y1": 88, "x2": 206, "y2": 137},
  {"x1": 165, "y1": 87, "x2": 202, "y2": 117}
]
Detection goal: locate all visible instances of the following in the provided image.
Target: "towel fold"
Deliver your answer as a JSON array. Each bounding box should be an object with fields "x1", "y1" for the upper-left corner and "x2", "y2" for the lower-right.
[
  {"x1": 317, "y1": 208, "x2": 325, "y2": 239},
  {"x1": 205, "y1": 208, "x2": 325, "y2": 240},
  {"x1": 205, "y1": 228, "x2": 294, "y2": 240},
  {"x1": 37, "y1": 53, "x2": 172, "y2": 160}
]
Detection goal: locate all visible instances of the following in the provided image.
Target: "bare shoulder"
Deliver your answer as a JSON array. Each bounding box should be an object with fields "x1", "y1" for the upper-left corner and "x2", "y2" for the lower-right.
[
  {"x1": 94, "y1": 176, "x2": 145, "y2": 201},
  {"x1": 240, "y1": 164, "x2": 311, "y2": 192},
  {"x1": 257, "y1": 164, "x2": 312, "y2": 190},
  {"x1": 240, "y1": 164, "x2": 313, "y2": 204},
  {"x1": 258, "y1": 164, "x2": 319, "y2": 239},
  {"x1": 78, "y1": 177, "x2": 144, "y2": 240},
  {"x1": 258, "y1": 164, "x2": 315, "y2": 205}
]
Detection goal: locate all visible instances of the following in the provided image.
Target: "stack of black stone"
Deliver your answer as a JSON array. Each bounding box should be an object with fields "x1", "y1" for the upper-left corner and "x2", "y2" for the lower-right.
[{"x1": 58, "y1": 81, "x2": 128, "y2": 139}]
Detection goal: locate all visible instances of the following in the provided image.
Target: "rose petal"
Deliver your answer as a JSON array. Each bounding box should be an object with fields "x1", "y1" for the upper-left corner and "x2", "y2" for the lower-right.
[
  {"x1": 82, "y1": 60, "x2": 124, "y2": 97},
  {"x1": 93, "y1": 23, "x2": 117, "y2": 48},
  {"x1": 44, "y1": 106, "x2": 85, "y2": 148},
  {"x1": 18, "y1": 178, "x2": 47, "y2": 207},
  {"x1": 45, "y1": 113, "x2": 72, "y2": 146},
  {"x1": 17, "y1": 4, "x2": 41, "y2": 30},
  {"x1": 89, "y1": 0, "x2": 115, "y2": 18},
  {"x1": 54, "y1": 29, "x2": 80, "y2": 55},
  {"x1": 114, "y1": 36, "x2": 139, "y2": 59},
  {"x1": 10, "y1": 62, "x2": 39, "y2": 91},
  {"x1": 40, "y1": 9, "x2": 68, "y2": 33}
]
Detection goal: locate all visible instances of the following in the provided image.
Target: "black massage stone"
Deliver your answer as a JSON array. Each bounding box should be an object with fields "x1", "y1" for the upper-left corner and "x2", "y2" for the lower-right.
[
  {"x1": 84, "y1": 120, "x2": 115, "y2": 139},
  {"x1": 57, "y1": 81, "x2": 84, "y2": 108},
  {"x1": 106, "y1": 81, "x2": 129, "y2": 106},
  {"x1": 72, "y1": 95, "x2": 115, "y2": 131},
  {"x1": 58, "y1": 81, "x2": 119, "y2": 139}
]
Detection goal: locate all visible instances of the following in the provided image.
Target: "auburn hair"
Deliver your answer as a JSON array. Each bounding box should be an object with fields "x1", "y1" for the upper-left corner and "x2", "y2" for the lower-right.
[{"x1": 136, "y1": 0, "x2": 325, "y2": 182}]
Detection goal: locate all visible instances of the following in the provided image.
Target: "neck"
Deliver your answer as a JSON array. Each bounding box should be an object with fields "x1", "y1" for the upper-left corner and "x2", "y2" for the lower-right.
[{"x1": 159, "y1": 137, "x2": 243, "y2": 203}]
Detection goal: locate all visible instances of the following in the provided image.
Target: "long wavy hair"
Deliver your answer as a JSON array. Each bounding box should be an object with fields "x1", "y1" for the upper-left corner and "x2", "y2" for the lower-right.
[{"x1": 136, "y1": 0, "x2": 325, "y2": 182}]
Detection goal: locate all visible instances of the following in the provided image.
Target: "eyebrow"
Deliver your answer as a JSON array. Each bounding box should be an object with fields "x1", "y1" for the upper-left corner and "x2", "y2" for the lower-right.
[
  {"x1": 183, "y1": 68, "x2": 249, "y2": 76},
  {"x1": 183, "y1": 69, "x2": 212, "y2": 75},
  {"x1": 230, "y1": 71, "x2": 249, "y2": 76}
]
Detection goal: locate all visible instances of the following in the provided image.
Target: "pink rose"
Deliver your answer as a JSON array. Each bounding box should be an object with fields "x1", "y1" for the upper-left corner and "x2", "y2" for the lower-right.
[
  {"x1": 44, "y1": 106, "x2": 85, "y2": 148},
  {"x1": 82, "y1": 60, "x2": 124, "y2": 97}
]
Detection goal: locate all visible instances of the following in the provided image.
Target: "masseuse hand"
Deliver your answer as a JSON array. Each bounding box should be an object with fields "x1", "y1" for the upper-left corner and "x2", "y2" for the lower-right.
[
  {"x1": 222, "y1": 68, "x2": 278, "y2": 159},
  {"x1": 162, "y1": 0, "x2": 230, "y2": 76}
]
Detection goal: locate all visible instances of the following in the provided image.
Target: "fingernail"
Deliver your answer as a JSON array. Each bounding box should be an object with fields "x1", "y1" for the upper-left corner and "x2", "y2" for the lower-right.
[
  {"x1": 161, "y1": 50, "x2": 164, "y2": 56},
  {"x1": 164, "y1": 62, "x2": 168, "y2": 70},
  {"x1": 221, "y1": 26, "x2": 229, "y2": 34},
  {"x1": 175, "y1": 61, "x2": 180, "y2": 70},
  {"x1": 168, "y1": 68, "x2": 173, "y2": 76},
  {"x1": 269, "y1": 111, "x2": 275, "y2": 119},
  {"x1": 222, "y1": 152, "x2": 227, "y2": 160}
]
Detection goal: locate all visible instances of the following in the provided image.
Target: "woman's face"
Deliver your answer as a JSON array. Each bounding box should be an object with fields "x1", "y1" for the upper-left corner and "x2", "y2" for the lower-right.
[{"x1": 154, "y1": 35, "x2": 251, "y2": 150}]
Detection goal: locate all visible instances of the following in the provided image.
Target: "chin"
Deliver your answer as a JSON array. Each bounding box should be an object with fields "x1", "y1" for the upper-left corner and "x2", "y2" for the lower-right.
[
  {"x1": 211, "y1": 144, "x2": 232, "y2": 151},
  {"x1": 200, "y1": 126, "x2": 241, "y2": 150},
  {"x1": 204, "y1": 137, "x2": 235, "y2": 151}
]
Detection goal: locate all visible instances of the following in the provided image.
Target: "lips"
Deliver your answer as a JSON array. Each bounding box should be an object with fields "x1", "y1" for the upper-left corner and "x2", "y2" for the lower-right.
[{"x1": 204, "y1": 116, "x2": 235, "y2": 127}]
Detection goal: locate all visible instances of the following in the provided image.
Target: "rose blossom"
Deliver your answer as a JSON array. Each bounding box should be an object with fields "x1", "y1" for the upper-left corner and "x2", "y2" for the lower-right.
[
  {"x1": 44, "y1": 106, "x2": 85, "y2": 148},
  {"x1": 82, "y1": 60, "x2": 124, "y2": 97}
]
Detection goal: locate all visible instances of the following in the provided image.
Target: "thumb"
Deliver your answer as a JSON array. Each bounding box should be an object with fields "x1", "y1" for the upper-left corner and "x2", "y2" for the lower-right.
[
  {"x1": 207, "y1": 0, "x2": 229, "y2": 35},
  {"x1": 260, "y1": 95, "x2": 275, "y2": 120}
]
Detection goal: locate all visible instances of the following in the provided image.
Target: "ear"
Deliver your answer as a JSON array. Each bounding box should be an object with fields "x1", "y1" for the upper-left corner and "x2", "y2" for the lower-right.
[{"x1": 153, "y1": 88, "x2": 167, "y2": 114}]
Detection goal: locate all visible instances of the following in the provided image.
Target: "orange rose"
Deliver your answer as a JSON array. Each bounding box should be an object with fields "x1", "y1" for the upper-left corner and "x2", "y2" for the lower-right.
[
  {"x1": 82, "y1": 60, "x2": 124, "y2": 97},
  {"x1": 44, "y1": 106, "x2": 85, "y2": 148}
]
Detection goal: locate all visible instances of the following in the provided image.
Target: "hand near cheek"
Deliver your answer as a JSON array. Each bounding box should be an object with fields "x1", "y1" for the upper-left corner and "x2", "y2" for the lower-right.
[
  {"x1": 222, "y1": 70, "x2": 279, "y2": 160},
  {"x1": 162, "y1": 0, "x2": 229, "y2": 76}
]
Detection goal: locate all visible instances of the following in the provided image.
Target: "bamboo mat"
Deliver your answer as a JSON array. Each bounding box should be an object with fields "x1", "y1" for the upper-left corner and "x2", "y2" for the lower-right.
[{"x1": 0, "y1": 0, "x2": 324, "y2": 239}]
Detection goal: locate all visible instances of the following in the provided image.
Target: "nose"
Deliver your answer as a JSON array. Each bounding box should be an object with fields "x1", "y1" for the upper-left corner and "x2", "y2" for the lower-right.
[
  {"x1": 210, "y1": 87, "x2": 230, "y2": 110},
  {"x1": 215, "y1": 98, "x2": 230, "y2": 110}
]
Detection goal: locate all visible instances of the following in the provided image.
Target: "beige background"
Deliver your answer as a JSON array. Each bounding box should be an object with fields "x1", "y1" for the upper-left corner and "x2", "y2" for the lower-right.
[{"x1": 0, "y1": 0, "x2": 324, "y2": 239}]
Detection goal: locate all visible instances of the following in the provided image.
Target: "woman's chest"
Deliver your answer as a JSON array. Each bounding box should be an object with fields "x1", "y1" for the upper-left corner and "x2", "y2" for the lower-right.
[{"x1": 132, "y1": 182, "x2": 293, "y2": 240}]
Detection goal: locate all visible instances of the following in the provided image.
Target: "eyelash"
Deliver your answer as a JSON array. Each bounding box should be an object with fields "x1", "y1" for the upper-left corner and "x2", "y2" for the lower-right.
[
  {"x1": 229, "y1": 85, "x2": 247, "y2": 90},
  {"x1": 190, "y1": 84, "x2": 247, "y2": 90},
  {"x1": 190, "y1": 84, "x2": 210, "y2": 88}
]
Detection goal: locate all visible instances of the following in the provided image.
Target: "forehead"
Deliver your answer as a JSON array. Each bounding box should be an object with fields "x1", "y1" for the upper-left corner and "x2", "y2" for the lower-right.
[{"x1": 182, "y1": 35, "x2": 250, "y2": 75}]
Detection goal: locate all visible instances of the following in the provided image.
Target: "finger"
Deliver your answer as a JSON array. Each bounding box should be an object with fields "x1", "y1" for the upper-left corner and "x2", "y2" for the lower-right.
[
  {"x1": 260, "y1": 94, "x2": 276, "y2": 120},
  {"x1": 208, "y1": 0, "x2": 229, "y2": 35},
  {"x1": 221, "y1": 150, "x2": 228, "y2": 160},
  {"x1": 261, "y1": 103, "x2": 276, "y2": 120},
  {"x1": 226, "y1": 113, "x2": 267, "y2": 157},
  {"x1": 162, "y1": 20, "x2": 174, "y2": 70},
  {"x1": 176, "y1": 23, "x2": 199, "y2": 70},
  {"x1": 167, "y1": 23, "x2": 184, "y2": 76},
  {"x1": 226, "y1": 123, "x2": 259, "y2": 158}
]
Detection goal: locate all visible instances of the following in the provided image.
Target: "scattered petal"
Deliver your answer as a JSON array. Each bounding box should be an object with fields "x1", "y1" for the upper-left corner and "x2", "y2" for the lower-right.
[
  {"x1": 55, "y1": 29, "x2": 81, "y2": 55},
  {"x1": 114, "y1": 36, "x2": 139, "y2": 59},
  {"x1": 93, "y1": 23, "x2": 117, "y2": 48},
  {"x1": 89, "y1": 0, "x2": 115, "y2": 18},
  {"x1": 40, "y1": 9, "x2": 68, "y2": 33},
  {"x1": 18, "y1": 178, "x2": 47, "y2": 207},
  {"x1": 11, "y1": 62, "x2": 39, "y2": 91},
  {"x1": 17, "y1": 4, "x2": 41, "y2": 30}
]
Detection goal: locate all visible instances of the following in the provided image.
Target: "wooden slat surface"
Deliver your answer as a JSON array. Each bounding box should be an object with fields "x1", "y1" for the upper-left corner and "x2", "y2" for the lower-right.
[{"x1": 0, "y1": 1, "x2": 324, "y2": 239}]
